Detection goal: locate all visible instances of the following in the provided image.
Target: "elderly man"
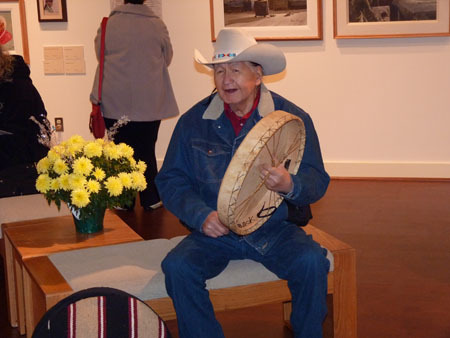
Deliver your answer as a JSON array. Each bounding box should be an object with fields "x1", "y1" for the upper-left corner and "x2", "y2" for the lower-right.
[{"x1": 156, "y1": 28, "x2": 330, "y2": 338}]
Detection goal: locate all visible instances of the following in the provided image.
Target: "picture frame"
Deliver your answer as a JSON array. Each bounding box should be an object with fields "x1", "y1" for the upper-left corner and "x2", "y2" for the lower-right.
[
  {"x1": 37, "y1": 0, "x2": 67, "y2": 22},
  {"x1": 210, "y1": 0, "x2": 323, "y2": 41},
  {"x1": 334, "y1": 0, "x2": 450, "y2": 39},
  {"x1": 0, "y1": 0, "x2": 29, "y2": 64}
]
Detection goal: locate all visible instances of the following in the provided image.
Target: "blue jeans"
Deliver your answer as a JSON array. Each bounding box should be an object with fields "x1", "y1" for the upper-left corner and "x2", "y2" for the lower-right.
[{"x1": 162, "y1": 224, "x2": 330, "y2": 338}]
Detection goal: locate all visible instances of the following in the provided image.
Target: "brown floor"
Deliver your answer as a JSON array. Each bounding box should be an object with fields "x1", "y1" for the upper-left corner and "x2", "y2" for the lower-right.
[{"x1": 1, "y1": 179, "x2": 449, "y2": 337}]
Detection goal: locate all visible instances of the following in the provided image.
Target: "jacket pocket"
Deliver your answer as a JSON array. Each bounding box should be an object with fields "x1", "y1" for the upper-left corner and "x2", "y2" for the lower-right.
[{"x1": 191, "y1": 138, "x2": 231, "y2": 184}]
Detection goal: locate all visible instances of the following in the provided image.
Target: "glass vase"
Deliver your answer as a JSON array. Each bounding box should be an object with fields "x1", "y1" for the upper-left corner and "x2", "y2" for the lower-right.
[{"x1": 70, "y1": 206, "x2": 106, "y2": 234}]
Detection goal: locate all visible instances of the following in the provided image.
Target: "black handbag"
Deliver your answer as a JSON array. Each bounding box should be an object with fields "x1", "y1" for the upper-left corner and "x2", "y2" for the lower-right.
[{"x1": 286, "y1": 201, "x2": 312, "y2": 226}]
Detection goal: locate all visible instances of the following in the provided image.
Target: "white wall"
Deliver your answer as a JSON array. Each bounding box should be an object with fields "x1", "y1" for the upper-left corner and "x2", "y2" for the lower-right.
[
  {"x1": 24, "y1": 0, "x2": 110, "y2": 143},
  {"x1": 23, "y1": 0, "x2": 450, "y2": 178}
]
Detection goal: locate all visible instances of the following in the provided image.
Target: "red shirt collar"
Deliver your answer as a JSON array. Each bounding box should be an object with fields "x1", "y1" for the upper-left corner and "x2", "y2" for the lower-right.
[{"x1": 224, "y1": 90, "x2": 261, "y2": 136}]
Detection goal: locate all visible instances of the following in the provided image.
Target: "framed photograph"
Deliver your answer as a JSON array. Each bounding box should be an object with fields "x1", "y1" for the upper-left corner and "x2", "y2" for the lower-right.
[
  {"x1": 334, "y1": 0, "x2": 450, "y2": 39},
  {"x1": 0, "y1": 0, "x2": 29, "y2": 63},
  {"x1": 210, "y1": 0, "x2": 323, "y2": 41},
  {"x1": 37, "y1": 0, "x2": 67, "y2": 22}
]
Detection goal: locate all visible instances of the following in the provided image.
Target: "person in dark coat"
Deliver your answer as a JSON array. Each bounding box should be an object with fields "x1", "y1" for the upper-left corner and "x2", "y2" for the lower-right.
[{"x1": 0, "y1": 45, "x2": 48, "y2": 171}]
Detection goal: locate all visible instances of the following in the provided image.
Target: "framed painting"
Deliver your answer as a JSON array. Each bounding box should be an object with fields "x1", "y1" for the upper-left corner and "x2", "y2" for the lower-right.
[
  {"x1": 210, "y1": 0, "x2": 323, "y2": 41},
  {"x1": 0, "y1": 0, "x2": 29, "y2": 63},
  {"x1": 334, "y1": 0, "x2": 450, "y2": 39},
  {"x1": 37, "y1": 0, "x2": 67, "y2": 22}
]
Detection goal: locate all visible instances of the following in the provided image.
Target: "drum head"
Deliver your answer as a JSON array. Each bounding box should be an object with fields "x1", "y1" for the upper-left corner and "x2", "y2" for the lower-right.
[{"x1": 218, "y1": 110, "x2": 306, "y2": 235}]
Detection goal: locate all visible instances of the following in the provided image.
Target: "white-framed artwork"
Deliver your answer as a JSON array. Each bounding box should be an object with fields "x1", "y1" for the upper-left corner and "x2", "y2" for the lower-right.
[
  {"x1": 0, "y1": 0, "x2": 29, "y2": 63},
  {"x1": 334, "y1": 0, "x2": 450, "y2": 39},
  {"x1": 210, "y1": 0, "x2": 323, "y2": 41}
]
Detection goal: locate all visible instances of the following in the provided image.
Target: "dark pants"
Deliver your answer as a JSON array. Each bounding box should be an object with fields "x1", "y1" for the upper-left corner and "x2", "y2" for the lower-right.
[{"x1": 105, "y1": 118, "x2": 161, "y2": 208}]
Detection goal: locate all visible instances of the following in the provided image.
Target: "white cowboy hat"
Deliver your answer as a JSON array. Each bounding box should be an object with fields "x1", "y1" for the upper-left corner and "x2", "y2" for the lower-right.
[{"x1": 194, "y1": 28, "x2": 286, "y2": 76}]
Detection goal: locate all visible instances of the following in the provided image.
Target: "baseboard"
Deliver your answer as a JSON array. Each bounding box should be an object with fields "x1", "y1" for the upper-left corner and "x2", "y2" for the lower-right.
[{"x1": 324, "y1": 161, "x2": 450, "y2": 179}]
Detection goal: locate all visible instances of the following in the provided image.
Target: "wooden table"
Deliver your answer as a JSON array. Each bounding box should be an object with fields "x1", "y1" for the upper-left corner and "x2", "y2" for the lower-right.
[{"x1": 3, "y1": 210, "x2": 143, "y2": 335}]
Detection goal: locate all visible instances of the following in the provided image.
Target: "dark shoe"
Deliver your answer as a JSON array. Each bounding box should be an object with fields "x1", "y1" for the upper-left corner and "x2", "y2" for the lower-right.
[
  {"x1": 114, "y1": 206, "x2": 134, "y2": 211},
  {"x1": 144, "y1": 201, "x2": 162, "y2": 211}
]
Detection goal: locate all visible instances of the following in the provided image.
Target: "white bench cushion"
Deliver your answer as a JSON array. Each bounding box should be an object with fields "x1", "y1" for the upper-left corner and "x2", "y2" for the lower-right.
[{"x1": 49, "y1": 236, "x2": 334, "y2": 301}]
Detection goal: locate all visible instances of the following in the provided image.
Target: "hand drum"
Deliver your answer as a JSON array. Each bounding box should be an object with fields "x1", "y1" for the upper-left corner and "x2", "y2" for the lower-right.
[{"x1": 217, "y1": 110, "x2": 306, "y2": 235}]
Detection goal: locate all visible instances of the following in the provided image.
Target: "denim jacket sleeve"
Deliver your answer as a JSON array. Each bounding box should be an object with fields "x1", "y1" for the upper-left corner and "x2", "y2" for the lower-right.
[
  {"x1": 274, "y1": 97, "x2": 330, "y2": 207},
  {"x1": 155, "y1": 111, "x2": 214, "y2": 232}
]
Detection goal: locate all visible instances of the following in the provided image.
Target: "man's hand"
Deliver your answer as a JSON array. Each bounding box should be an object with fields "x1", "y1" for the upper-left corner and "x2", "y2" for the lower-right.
[
  {"x1": 260, "y1": 162, "x2": 293, "y2": 194},
  {"x1": 202, "y1": 211, "x2": 230, "y2": 238}
]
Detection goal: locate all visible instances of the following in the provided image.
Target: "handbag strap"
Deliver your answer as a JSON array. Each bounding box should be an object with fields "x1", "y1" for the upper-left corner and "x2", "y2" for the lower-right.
[{"x1": 97, "y1": 17, "x2": 108, "y2": 103}]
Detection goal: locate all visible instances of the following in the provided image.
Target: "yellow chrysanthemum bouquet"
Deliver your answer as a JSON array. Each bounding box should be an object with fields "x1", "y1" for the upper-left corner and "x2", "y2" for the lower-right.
[{"x1": 35, "y1": 135, "x2": 147, "y2": 221}]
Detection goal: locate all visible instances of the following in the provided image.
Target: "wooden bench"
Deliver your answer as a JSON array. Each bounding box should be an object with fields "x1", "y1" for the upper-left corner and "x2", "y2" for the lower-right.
[
  {"x1": 0, "y1": 194, "x2": 71, "y2": 331},
  {"x1": 23, "y1": 225, "x2": 357, "y2": 338},
  {"x1": 2, "y1": 211, "x2": 143, "y2": 336}
]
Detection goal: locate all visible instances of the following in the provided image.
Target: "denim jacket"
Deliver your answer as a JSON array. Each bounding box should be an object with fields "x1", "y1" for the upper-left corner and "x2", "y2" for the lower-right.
[{"x1": 155, "y1": 84, "x2": 329, "y2": 254}]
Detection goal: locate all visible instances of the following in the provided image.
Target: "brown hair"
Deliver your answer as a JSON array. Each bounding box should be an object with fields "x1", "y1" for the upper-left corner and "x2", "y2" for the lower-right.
[{"x1": 0, "y1": 45, "x2": 14, "y2": 82}]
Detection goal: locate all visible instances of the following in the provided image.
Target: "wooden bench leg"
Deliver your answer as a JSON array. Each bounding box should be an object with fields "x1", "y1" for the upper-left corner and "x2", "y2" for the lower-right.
[
  {"x1": 14, "y1": 252, "x2": 26, "y2": 334},
  {"x1": 4, "y1": 234, "x2": 18, "y2": 328},
  {"x1": 332, "y1": 248, "x2": 357, "y2": 338},
  {"x1": 282, "y1": 300, "x2": 291, "y2": 324},
  {"x1": 23, "y1": 257, "x2": 74, "y2": 338}
]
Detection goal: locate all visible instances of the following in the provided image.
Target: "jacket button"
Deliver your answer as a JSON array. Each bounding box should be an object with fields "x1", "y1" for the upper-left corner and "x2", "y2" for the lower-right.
[{"x1": 208, "y1": 150, "x2": 213, "y2": 154}]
